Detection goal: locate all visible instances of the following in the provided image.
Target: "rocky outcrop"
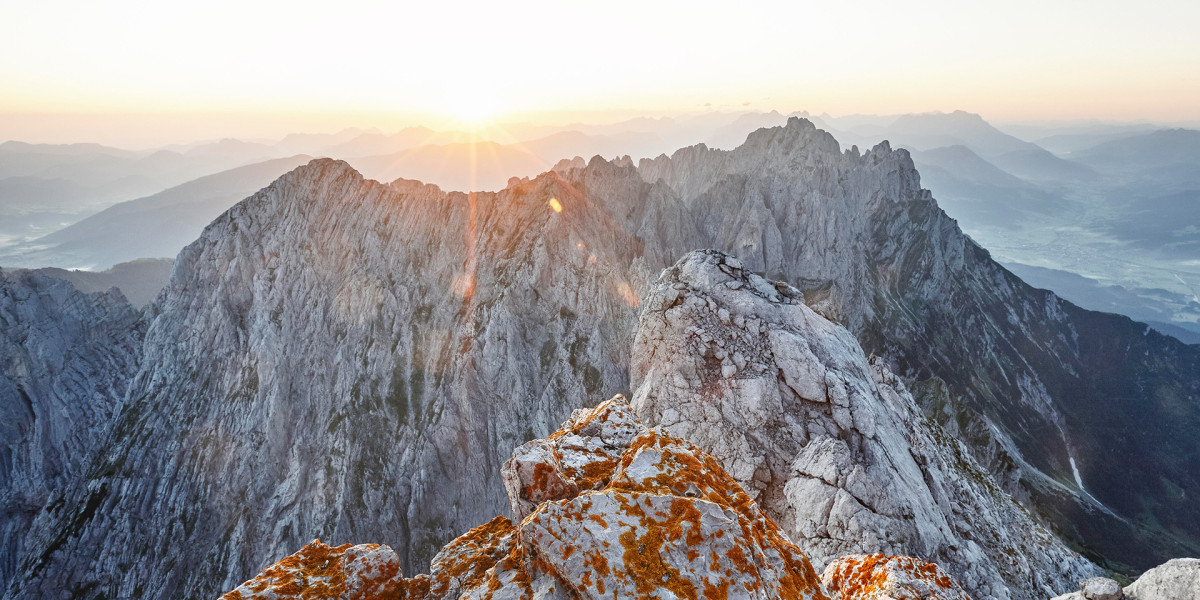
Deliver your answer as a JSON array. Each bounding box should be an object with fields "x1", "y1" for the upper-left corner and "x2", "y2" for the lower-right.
[
  {"x1": 629, "y1": 120, "x2": 1200, "y2": 574},
  {"x1": 1123, "y1": 558, "x2": 1200, "y2": 600},
  {"x1": 222, "y1": 395, "x2": 828, "y2": 600},
  {"x1": 219, "y1": 540, "x2": 403, "y2": 600},
  {"x1": 1077, "y1": 578, "x2": 1123, "y2": 600},
  {"x1": 1053, "y1": 558, "x2": 1200, "y2": 600},
  {"x1": 822, "y1": 554, "x2": 971, "y2": 600},
  {"x1": 630, "y1": 251, "x2": 1099, "y2": 599},
  {"x1": 0, "y1": 269, "x2": 143, "y2": 592}
]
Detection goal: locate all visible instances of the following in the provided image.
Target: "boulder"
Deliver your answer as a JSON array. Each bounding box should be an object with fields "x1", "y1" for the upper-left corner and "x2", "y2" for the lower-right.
[
  {"x1": 822, "y1": 553, "x2": 972, "y2": 600},
  {"x1": 1080, "y1": 577, "x2": 1123, "y2": 600},
  {"x1": 1124, "y1": 558, "x2": 1200, "y2": 600}
]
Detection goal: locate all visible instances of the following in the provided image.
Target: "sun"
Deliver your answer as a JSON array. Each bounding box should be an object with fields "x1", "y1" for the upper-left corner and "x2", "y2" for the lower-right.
[{"x1": 448, "y1": 96, "x2": 496, "y2": 128}]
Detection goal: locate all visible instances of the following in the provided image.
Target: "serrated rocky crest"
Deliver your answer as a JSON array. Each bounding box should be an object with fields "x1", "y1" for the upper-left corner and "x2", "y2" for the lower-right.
[
  {"x1": 7, "y1": 158, "x2": 647, "y2": 600},
  {"x1": 0, "y1": 269, "x2": 144, "y2": 592}
]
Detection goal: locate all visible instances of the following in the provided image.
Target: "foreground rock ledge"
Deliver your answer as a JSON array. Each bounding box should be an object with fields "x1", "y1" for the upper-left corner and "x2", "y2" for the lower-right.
[
  {"x1": 220, "y1": 395, "x2": 985, "y2": 600},
  {"x1": 1052, "y1": 557, "x2": 1200, "y2": 600}
]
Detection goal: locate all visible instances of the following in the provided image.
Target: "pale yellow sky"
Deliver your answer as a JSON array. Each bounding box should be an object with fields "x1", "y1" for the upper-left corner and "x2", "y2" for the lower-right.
[{"x1": 2, "y1": 0, "x2": 1198, "y2": 146}]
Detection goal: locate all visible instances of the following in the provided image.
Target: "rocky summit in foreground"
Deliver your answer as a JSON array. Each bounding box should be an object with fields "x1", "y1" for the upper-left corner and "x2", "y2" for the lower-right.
[
  {"x1": 630, "y1": 251, "x2": 1098, "y2": 599},
  {"x1": 222, "y1": 395, "x2": 982, "y2": 600}
]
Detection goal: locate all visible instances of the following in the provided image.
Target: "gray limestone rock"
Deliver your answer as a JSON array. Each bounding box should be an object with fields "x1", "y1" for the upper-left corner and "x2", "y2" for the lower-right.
[
  {"x1": 6, "y1": 160, "x2": 642, "y2": 600},
  {"x1": 630, "y1": 251, "x2": 1101, "y2": 600},
  {"x1": 1054, "y1": 559, "x2": 1200, "y2": 600},
  {"x1": 1123, "y1": 558, "x2": 1200, "y2": 600},
  {"x1": 1080, "y1": 577, "x2": 1123, "y2": 600},
  {"x1": 0, "y1": 269, "x2": 143, "y2": 592}
]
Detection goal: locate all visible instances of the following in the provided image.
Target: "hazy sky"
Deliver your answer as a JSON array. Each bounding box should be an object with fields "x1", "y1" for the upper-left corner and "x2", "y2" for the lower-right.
[{"x1": 2, "y1": 0, "x2": 1199, "y2": 146}]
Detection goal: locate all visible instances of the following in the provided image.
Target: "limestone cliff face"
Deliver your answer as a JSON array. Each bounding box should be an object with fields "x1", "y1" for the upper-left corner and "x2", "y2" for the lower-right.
[
  {"x1": 630, "y1": 251, "x2": 1098, "y2": 599},
  {"x1": 5, "y1": 118, "x2": 1199, "y2": 599},
  {"x1": 7, "y1": 159, "x2": 646, "y2": 599},
  {"x1": 0, "y1": 270, "x2": 143, "y2": 592}
]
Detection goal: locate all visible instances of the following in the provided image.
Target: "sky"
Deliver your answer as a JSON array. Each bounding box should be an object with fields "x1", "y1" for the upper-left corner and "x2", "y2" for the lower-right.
[{"x1": 2, "y1": 0, "x2": 1199, "y2": 146}]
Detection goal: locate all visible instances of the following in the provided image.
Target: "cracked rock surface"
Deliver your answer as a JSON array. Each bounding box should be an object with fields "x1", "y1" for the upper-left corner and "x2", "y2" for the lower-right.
[
  {"x1": 1122, "y1": 558, "x2": 1200, "y2": 600},
  {"x1": 630, "y1": 250, "x2": 1099, "y2": 600}
]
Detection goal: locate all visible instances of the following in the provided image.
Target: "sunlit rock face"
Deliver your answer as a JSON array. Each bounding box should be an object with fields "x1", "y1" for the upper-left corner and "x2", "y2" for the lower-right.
[
  {"x1": 7, "y1": 118, "x2": 1199, "y2": 600},
  {"x1": 222, "y1": 396, "x2": 829, "y2": 600},
  {"x1": 7, "y1": 159, "x2": 647, "y2": 600},
  {"x1": 0, "y1": 269, "x2": 143, "y2": 592},
  {"x1": 822, "y1": 554, "x2": 972, "y2": 600},
  {"x1": 630, "y1": 251, "x2": 1099, "y2": 600}
]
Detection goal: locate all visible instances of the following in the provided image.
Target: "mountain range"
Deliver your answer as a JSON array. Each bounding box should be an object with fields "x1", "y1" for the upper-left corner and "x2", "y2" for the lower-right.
[
  {"x1": 10, "y1": 109, "x2": 1196, "y2": 353},
  {"x1": 2, "y1": 118, "x2": 1198, "y2": 600}
]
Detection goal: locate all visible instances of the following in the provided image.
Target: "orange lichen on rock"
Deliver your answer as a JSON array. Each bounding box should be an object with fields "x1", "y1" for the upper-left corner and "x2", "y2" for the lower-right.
[
  {"x1": 219, "y1": 540, "x2": 402, "y2": 600},
  {"x1": 822, "y1": 553, "x2": 972, "y2": 600},
  {"x1": 564, "y1": 457, "x2": 618, "y2": 490},
  {"x1": 515, "y1": 397, "x2": 828, "y2": 600},
  {"x1": 217, "y1": 396, "x2": 830, "y2": 600},
  {"x1": 501, "y1": 395, "x2": 640, "y2": 521},
  {"x1": 422, "y1": 515, "x2": 517, "y2": 598}
]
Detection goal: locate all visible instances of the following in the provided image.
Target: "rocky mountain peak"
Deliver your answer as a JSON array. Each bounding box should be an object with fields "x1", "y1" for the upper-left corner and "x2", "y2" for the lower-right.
[
  {"x1": 6, "y1": 117, "x2": 1199, "y2": 600},
  {"x1": 630, "y1": 250, "x2": 1100, "y2": 599}
]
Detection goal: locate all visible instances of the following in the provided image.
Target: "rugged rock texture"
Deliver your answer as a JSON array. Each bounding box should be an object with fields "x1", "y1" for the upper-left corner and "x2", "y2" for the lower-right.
[
  {"x1": 6, "y1": 118, "x2": 1200, "y2": 598},
  {"x1": 6, "y1": 159, "x2": 644, "y2": 600},
  {"x1": 630, "y1": 251, "x2": 1097, "y2": 599},
  {"x1": 1122, "y1": 558, "x2": 1200, "y2": 600},
  {"x1": 1077, "y1": 578, "x2": 1123, "y2": 600},
  {"x1": 219, "y1": 540, "x2": 403, "y2": 600},
  {"x1": 628, "y1": 120, "x2": 1200, "y2": 573},
  {"x1": 822, "y1": 554, "x2": 971, "y2": 600},
  {"x1": 0, "y1": 269, "x2": 143, "y2": 592},
  {"x1": 1053, "y1": 558, "x2": 1200, "y2": 600},
  {"x1": 222, "y1": 396, "x2": 828, "y2": 600}
]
